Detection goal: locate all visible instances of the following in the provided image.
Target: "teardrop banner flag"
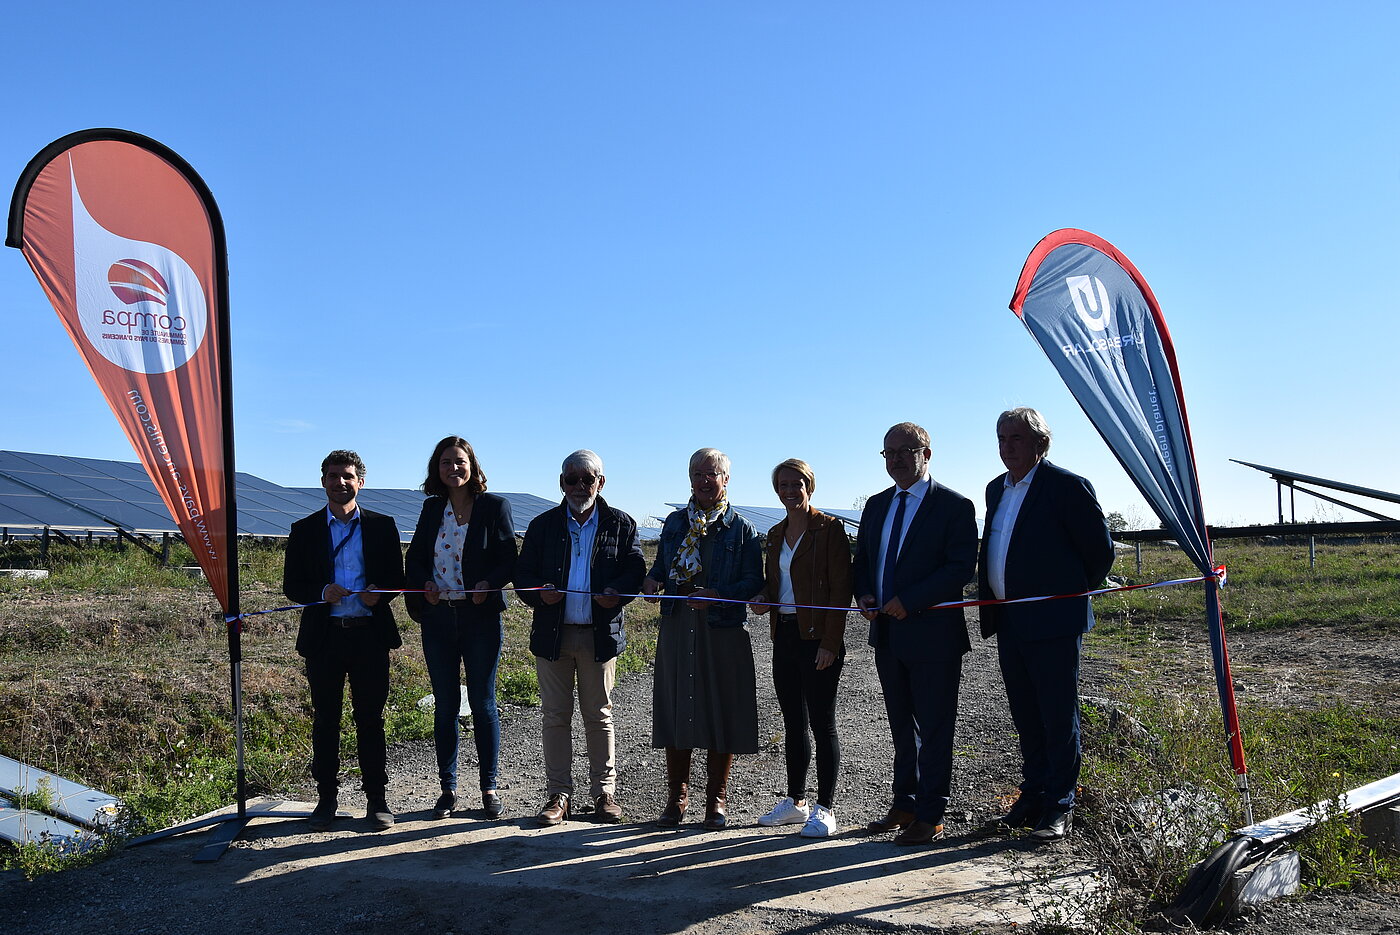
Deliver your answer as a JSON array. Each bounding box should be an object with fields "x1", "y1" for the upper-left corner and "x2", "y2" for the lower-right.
[
  {"x1": 6, "y1": 129, "x2": 237, "y2": 613},
  {"x1": 1009, "y1": 229, "x2": 1250, "y2": 817}
]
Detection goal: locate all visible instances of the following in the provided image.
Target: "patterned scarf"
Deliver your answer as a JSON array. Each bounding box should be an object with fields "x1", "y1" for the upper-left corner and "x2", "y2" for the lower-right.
[{"x1": 669, "y1": 497, "x2": 729, "y2": 584}]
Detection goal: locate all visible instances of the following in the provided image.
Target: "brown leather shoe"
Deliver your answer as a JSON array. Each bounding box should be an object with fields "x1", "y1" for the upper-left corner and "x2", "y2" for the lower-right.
[
  {"x1": 894, "y1": 820, "x2": 946, "y2": 845},
  {"x1": 867, "y1": 808, "x2": 916, "y2": 832},
  {"x1": 594, "y1": 793, "x2": 623, "y2": 823},
  {"x1": 536, "y1": 793, "x2": 569, "y2": 826}
]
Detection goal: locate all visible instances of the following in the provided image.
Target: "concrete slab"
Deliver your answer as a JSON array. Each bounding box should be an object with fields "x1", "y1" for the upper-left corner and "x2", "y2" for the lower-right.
[{"x1": 201, "y1": 798, "x2": 1097, "y2": 928}]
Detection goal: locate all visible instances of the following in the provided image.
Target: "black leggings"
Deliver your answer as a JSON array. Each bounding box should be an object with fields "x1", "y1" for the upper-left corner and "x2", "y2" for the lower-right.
[{"x1": 771, "y1": 619, "x2": 843, "y2": 808}]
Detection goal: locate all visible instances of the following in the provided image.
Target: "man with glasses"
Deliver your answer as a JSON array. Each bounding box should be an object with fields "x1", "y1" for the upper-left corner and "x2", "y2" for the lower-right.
[
  {"x1": 854, "y1": 423, "x2": 977, "y2": 844},
  {"x1": 284, "y1": 450, "x2": 406, "y2": 832},
  {"x1": 517, "y1": 450, "x2": 646, "y2": 824}
]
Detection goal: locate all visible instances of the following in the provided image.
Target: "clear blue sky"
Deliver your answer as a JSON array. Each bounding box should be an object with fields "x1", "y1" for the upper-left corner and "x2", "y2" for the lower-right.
[{"x1": 4, "y1": 1, "x2": 1397, "y2": 530}]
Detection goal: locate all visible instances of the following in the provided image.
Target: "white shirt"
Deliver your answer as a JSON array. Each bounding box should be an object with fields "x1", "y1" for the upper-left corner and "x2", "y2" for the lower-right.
[
  {"x1": 986, "y1": 461, "x2": 1041, "y2": 600},
  {"x1": 433, "y1": 501, "x2": 469, "y2": 596},
  {"x1": 777, "y1": 533, "x2": 802, "y2": 613},
  {"x1": 876, "y1": 475, "x2": 931, "y2": 604}
]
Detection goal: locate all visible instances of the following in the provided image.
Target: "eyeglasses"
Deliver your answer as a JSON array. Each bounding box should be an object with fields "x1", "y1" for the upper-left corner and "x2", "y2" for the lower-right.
[
  {"x1": 690, "y1": 471, "x2": 722, "y2": 480},
  {"x1": 879, "y1": 447, "x2": 925, "y2": 459},
  {"x1": 563, "y1": 474, "x2": 598, "y2": 487}
]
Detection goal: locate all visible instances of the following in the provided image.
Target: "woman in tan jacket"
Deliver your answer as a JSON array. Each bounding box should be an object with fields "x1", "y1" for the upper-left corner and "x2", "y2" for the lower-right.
[{"x1": 749, "y1": 458, "x2": 853, "y2": 837}]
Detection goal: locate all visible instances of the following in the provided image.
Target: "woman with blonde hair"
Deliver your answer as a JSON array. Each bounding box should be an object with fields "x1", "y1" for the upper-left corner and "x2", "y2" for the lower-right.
[{"x1": 750, "y1": 458, "x2": 852, "y2": 837}]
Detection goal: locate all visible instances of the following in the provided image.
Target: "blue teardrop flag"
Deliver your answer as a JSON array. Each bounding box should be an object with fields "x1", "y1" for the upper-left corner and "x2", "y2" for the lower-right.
[{"x1": 1010, "y1": 229, "x2": 1249, "y2": 805}]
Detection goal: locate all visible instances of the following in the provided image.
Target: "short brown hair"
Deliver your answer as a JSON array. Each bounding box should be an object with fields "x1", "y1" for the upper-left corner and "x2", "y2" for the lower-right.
[
  {"x1": 321, "y1": 449, "x2": 366, "y2": 479},
  {"x1": 421, "y1": 435, "x2": 487, "y2": 497},
  {"x1": 771, "y1": 458, "x2": 816, "y2": 495}
]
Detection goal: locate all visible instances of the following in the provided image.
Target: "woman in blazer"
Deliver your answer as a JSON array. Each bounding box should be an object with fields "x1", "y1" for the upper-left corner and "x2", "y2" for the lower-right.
[
  {"x1": 749, "y1": 458, "x2": 852, "y2": 838},
  {"x1": 405, "y1": 435, "x2": 517, "y2": 819}
]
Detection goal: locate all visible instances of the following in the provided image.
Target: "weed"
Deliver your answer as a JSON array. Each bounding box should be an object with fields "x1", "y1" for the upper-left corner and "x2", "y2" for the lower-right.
[{"x1": 8, "y1": 776, "x2": 58, "y2": 813}]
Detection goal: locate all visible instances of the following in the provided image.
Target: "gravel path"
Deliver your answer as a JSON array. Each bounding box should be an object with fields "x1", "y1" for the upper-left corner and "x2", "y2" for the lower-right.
[
  {"x1": 6, "y1": 609, "x2": 1396, "y2": 933},
  {"x1": 383, "y1": 610, "x2": 1022, "y2": 833}
]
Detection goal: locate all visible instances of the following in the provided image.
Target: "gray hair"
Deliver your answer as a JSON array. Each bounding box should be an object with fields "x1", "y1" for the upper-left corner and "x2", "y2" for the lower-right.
[
  {"x1": 998, "y1": 407, "x2": 1052, "y2": 454},
  {"x1": 561, "y1": 449, "x2": 604, "y2": 476},
  {"x1": 690, "y1": 447, "x2": 731, "y2": 476}
]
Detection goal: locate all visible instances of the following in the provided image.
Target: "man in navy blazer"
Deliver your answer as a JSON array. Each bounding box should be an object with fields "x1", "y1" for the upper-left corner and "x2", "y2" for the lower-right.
[
  {"x1": 854, "y1": 422, "x2": 978, "y2": 844},
  {"x1": 284, "y1": 450, "x2": 406, "y2": 832},
  {"x1": 978, "y1": 408, "x2": 1114, "y2": 841}
]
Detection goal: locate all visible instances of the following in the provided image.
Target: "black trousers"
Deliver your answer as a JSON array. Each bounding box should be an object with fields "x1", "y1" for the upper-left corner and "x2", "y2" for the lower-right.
[
  {"x1": 771, "y1": 618, "x2": 843, "y2": 808},
  {"x1": 306, "y1": 624, "x2": 390, "y2": 795}
]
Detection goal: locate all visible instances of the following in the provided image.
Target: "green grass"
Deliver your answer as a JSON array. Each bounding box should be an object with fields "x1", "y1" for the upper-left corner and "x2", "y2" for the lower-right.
[
  {"x1": 0, "y1": 537, "x2": 662, "y2": 867},
  {"x1": 1101, "y1": 538, "x2": 1400, "y2": 629}
]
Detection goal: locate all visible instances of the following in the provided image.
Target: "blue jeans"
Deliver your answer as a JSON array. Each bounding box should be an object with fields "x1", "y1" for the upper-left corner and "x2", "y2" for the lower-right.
[{"x1": 421, "y1": 602, "x2": 502, "y2": 792}]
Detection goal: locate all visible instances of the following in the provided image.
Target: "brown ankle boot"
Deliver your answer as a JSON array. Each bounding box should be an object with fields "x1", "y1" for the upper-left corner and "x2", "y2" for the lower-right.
[
  {"x1": 657, "y1": 747, "x2": 691, "y2": 827},
  {"x1": 703, "y1": 750, "x2": 734, "y2": 830}
]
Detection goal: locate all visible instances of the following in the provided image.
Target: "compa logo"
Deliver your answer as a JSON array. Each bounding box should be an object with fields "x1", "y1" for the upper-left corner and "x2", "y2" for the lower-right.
[
  {"x1": 71, "y1": 170, "x2": 208, "y2": 375},
  {"x1": 1065, "y1": 275, "x2": 1111, "y2": 332},
  {"x1": 108, "y1": 259, "x2": 169, "y2": 306}
]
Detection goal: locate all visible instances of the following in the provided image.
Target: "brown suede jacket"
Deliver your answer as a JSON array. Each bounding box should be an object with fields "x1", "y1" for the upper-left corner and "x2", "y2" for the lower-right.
[{"x1": 755, "y1": 509, "x2": 853, "y2": 654}]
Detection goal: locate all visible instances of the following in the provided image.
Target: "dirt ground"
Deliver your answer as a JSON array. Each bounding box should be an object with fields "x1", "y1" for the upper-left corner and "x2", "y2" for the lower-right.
[{"x1": 3, "y1": 610, "x2": 1397, "y2": 934}]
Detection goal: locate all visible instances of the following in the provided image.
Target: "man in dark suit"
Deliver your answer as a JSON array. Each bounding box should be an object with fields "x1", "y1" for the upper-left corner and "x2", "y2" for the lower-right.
[
  {"x1": 978, "y1": 408, "x2": 1114, "y2": 841},
  {"x1": 284, "y1": 449, "x2": 406, "y2": 832},
  {"x1": 516, "y1": 449, "x2": 645, "y2": 826},
  {"x1": 854, "y1": 422, "x2": 978, "y2": 844}
]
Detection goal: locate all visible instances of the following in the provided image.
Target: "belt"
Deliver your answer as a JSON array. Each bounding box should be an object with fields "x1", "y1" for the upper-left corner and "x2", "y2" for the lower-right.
[
  {"x1": 443, "y1": 598, "x2": 477, "y2": 607},
  {"x1": 328, "y1": 615, "x2": 372, "y2": 629},
  {"x1": 778, "y1": 613, "x2": 800, "y2": 624}
]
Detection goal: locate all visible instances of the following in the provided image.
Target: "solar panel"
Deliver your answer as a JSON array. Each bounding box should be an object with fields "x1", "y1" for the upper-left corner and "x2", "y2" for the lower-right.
[
  {"x1": 664, "y1": 503, "x2": 860, "y2": 535},
  {"x1": 0, "y1": 450, "x2": 561, "y2": 543}
]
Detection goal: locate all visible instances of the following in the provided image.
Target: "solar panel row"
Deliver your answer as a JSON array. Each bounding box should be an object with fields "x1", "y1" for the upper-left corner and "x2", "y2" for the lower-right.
[
  {"x1": 663, "y1": 503, "x2": 862, "y2": 534},
  {"x1": 2, "y1": 450, "x2": 867, "y2": 545},
  {"x1": 0, "y1": 450, "x2": 558, "y2": 543}
]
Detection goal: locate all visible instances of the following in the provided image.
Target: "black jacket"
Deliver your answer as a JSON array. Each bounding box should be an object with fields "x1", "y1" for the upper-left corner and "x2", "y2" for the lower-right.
[
  {"x1": 977, "y1": 460, "x2": 1114, "y2": 641},
  {"x1": 516, "y1": 497, "x2": 646, "y2": 662},
  {"x1": 404, "y1": 493, "x2": 517, "y2": 623},
  {"x1": 283, "y1": 507, "x2": 405, "y2": 658}
]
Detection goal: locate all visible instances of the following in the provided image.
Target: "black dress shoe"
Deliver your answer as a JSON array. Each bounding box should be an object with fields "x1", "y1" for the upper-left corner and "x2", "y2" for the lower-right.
[
  {"x1": 996, "y1": 794, "x2": 1043, "y2": 830},
  {"x1": 367, "y1": 798, "x2": 395, "y2": 831},
  {"x1": 1031, "y1": 807, "x2": 1072, "y2": 841},
  {"x1": 432, "y1": 791, "x2": 458, "y2": 819},
  {"x1": 867, "y1": 808, "x2": 916, "y2": 832},
  {"x1": 307, "y1": 795, "x2": 337, "y2": 832},
  {"x1": 482, "y1": 790, "x2": 505, "y2": 818}
]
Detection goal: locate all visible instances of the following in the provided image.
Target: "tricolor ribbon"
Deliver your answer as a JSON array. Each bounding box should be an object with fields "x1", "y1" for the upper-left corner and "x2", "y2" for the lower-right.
[{"x1": 223, "y1": 566, "x2": 1225, "y2": 626}]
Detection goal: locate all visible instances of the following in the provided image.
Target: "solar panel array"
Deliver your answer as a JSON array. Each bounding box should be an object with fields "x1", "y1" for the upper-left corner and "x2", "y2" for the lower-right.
[
  {"x1": 0, "y1": 450, "x2": 558, "y2": 542},
  {"x1": 663, "y1": 503, "x2": 862, "y2": 534}
]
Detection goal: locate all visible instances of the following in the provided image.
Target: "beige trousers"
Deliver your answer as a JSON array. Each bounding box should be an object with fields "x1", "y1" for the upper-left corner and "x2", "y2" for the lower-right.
[{"x1": 536, "y1": 624, "x2": 617, "y2": 798}]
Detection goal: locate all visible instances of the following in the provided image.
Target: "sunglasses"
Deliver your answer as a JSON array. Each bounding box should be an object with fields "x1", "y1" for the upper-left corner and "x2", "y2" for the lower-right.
[{"x1": 563, "y1": 474, "x2": 598, "y2": 487}]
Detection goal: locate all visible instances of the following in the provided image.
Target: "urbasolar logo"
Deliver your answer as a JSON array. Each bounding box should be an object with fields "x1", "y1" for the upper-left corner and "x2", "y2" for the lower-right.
[{"x1": 103, "y1": 258, "x2": 188, "y2": 334}]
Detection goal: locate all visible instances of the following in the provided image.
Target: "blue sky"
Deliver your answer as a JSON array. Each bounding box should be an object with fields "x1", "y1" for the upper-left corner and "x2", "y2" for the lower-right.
[{"x1": 4, "y1": 1, "x2": 1397, "y2": 529}]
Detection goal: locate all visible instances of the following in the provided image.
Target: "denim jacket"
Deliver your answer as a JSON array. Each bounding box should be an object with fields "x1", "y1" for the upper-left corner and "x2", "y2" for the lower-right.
[{"x1": 648, "y1": 505, "x2": 763, "y2": 627}]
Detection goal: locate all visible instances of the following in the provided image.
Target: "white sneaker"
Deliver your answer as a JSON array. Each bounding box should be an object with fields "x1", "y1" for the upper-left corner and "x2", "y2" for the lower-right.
[
  {"x1": 800, "y1": 805, "x2": 838, "y2": 838},
  {"x1": 757, "y1": 797, "x2": 810, "y2": 827}
]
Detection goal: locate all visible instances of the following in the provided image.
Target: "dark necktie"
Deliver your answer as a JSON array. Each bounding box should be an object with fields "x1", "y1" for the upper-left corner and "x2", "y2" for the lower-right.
[{"x1": 880, "y1": 491, "x2": 909, "y2": 606}]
